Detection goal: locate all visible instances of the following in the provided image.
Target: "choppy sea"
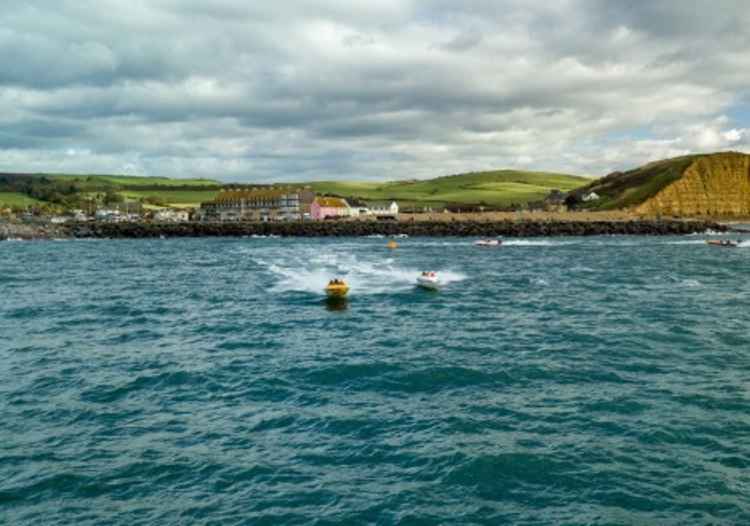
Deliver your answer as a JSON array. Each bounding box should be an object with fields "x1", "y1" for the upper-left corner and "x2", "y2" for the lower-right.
[{"x1": 2, "y1": 235, "x2": 750, "y2": 525}]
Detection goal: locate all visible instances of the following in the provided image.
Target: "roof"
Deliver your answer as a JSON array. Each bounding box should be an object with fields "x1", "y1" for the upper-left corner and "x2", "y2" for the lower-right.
[
  {"x1": 213, "y1": 187, "x2": 305, "y2": 203},
  {"x1": 366, "y1": 201, "x2": 398, "y2": 208},
  {"x1": 314, "y1": 197, "x2": 349, "y2": 208}
]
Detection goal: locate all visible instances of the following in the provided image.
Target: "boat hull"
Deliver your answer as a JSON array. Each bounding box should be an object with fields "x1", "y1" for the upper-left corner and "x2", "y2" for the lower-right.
[
  {"x1": 474, "y1": 240, "x2": 501, "y2": 247},
  {"x1": 416, "y1": 277, "x2": 441, "y2": 290},
  {"x1": 325, "y1": 285, "x2": 350, "y2": 297},
  {"x1": 706, "y1": 240, "x2": 738, "y2": 248}
]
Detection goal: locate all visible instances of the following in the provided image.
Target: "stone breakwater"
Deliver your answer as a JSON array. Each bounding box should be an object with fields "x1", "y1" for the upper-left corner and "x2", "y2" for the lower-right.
[
  {"x1": 0, "y1": 222, "x2": 70, "y2": 240},
  {"x1": 60, "y1": 220, "x2": 729, "y2": 239}
]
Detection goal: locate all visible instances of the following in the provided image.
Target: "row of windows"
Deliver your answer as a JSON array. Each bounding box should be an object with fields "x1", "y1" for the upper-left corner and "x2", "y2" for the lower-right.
[{"x1": 204, "y1": 201, "x2": 300, "y2": 209}]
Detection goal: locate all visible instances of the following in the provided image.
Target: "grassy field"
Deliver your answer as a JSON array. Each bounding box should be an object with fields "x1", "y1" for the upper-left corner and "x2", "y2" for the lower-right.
[
  {"x1": 120, "y1": 190, "x2": 220, "y2": 206},
  {"x1": 117, "y1": 169, "x2": 588, "y2": 208},
  {"x1": 2, "y1": 169, "x2": 589, "y2": 209},
  {"x1": 302, "y1": 170, "x2": 588, "y2": 208},
  {"x1": 0, "y1": 192, "x2": 42, "y2": 207},
  {"x1": 51, "y1": 174, "x2": 221, "y2": 188}
]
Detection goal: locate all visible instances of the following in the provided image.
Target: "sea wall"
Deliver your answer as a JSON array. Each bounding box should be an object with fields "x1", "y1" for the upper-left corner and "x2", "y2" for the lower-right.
[
  {"x1": 64, "y1": 219, "x2": 727, "y2": 239},
  {"x1": 0, "y1": 221, "x2": 70, "y2": 240}
]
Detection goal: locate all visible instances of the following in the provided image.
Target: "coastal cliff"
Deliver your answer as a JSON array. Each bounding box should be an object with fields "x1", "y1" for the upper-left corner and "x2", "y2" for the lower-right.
[
  {"x1": 636, "y1": 153, "x2": 750, "y2": 216},
  {"x1": 575, "y1": 151, "x2": 750, "y2": 217}
]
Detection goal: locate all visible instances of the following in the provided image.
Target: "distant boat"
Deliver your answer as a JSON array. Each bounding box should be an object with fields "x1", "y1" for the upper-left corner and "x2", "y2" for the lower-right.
[
  {"x1": 395, "y1": 234, "x2": 409, "y2": 238},
  {"x1": 325, "y1": 279, "x2": 349, "y2": 298},
  {"x1": 706, "y1": 239, "x2": 739, "y2": 248},
  {"x1": 474, "y1": 239, "x2": 501, "y2": 247},
  {"x1": 416, "y1": 272, "x2": 440, "y2": 290}
]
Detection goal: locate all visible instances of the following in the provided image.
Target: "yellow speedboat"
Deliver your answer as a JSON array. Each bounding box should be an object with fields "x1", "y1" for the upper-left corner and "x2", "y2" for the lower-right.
[{"x1": 325, "y1": 279, "x2": 350, "y2": 298}]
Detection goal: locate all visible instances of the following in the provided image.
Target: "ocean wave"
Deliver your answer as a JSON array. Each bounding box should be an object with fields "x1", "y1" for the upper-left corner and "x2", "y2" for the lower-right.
[
  {"x1": 4, "y1": 236, "x2": 750, "y2": 525},
  {"x1": 502, "y1": 239, "x2": 575, "y2": 246},
  {"x1": 257, "y1": 251, "x2": 466, "y2": 295},
  {"x1": 665, "y1": 240, "x2": 712, "y2": 245}
]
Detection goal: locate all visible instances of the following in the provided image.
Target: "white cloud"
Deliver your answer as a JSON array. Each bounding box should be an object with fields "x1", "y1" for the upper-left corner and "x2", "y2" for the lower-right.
[{"x1": 723, "y1": 128, "x2": 745, "y2": 143}]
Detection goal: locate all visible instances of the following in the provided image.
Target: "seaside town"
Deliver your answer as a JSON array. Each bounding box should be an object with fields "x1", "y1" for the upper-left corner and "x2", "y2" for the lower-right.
[
  {"x1": 0, "y1": 186, "x2": 401, "y2": 226},
  {"x1": 2, "y1": 152, "x2": 750, "y2": 241},
  {"x1": 196, "y1": 188, "x2": 400, "y2": 222}
]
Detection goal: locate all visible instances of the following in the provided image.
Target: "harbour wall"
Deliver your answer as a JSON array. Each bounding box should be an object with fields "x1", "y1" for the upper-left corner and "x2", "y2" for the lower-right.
[{"x1": 63, "y1": 219, "x2": 729, "y2": 239}]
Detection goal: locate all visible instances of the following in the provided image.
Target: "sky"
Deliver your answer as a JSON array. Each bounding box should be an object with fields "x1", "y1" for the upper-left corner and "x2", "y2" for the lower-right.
[{"x1": 1, "y1": 0, "x2": 749, "y2": 182}]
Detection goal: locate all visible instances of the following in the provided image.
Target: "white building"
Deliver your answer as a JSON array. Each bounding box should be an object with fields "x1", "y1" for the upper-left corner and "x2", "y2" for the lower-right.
[
  {"x1": 366, "y1": 201, "x2": 399, "y2": 218},
  {"x1": 153, "y1": 209, "x2": 190, "y2": 222},
  {"x1": 71, "y1": 209, "x2": 89, "y2": 222},
  {"x1": 95, "y1": 209, "x2": 120, "y2": 221},
  {"x1": 582, "y1": 192, "x2": 600, "y2": 202}
]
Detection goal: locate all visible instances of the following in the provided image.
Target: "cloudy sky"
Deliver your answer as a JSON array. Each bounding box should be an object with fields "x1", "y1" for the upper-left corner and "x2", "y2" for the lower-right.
[{"x1": 1, "y1": 0, "x2": 749, "y2": 182}]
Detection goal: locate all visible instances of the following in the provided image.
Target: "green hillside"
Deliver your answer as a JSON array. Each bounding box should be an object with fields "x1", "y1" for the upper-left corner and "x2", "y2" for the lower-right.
[
  {"x1": 304, "y1": 170, "x2": 588, "y2": 208},
  {"x1": 0, "y1": 192, "x2": 42, "y2": 207},
  {"x1": 1, "y1": 170, "x2": 588, "y2": 210},
  {"x1": 50, "y1": 174, "x2": 221, "y2": 189},
  {"x1": 121, "y1": 189, "x2": 220, "y2": 207}
]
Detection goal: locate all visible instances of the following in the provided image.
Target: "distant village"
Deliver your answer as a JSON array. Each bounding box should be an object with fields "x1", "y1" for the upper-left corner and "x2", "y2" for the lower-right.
[
  {"x1": 0, "y1": 171, "x2": 611, "y2": 227},
  {"x1": 0, "y1": 187, "x2": 403, "y2": 225},
  {"x1": 196, "y1": 187, "x2": 399, "y2": 222}
]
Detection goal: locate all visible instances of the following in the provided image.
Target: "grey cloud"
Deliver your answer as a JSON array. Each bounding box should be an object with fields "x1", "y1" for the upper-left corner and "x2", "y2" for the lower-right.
[
  {"x1": 0, "y1": 0, "x2": 748, "y2": 181},
  {"x1": 439, "y1": 32, "x2": 483, "y2": 52}
]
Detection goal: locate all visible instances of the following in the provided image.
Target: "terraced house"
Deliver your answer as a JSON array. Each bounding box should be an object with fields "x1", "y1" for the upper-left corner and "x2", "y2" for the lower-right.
[{"x1": 198, "y1": 187, "x2": 315, "y2": 222}]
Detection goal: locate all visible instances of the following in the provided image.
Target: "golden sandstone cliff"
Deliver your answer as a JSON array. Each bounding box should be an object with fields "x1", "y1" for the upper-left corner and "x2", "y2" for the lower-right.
[
  {"x1": 575, "y1": 152, "x2": 750, "y2": 218},
  {"x1": 636, "y1": 152, "x2": 750, "y2": 217}
]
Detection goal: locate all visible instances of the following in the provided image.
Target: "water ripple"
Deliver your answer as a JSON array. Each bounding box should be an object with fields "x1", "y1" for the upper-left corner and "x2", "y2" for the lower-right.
[{"x1": 2, "y1": 236, "x2": 750, "y2": 524}]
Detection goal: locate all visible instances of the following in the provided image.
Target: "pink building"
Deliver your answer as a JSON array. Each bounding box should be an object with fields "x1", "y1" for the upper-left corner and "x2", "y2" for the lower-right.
[{"x1": 310, "y1": 197, "x2": 351, "y2": 220}]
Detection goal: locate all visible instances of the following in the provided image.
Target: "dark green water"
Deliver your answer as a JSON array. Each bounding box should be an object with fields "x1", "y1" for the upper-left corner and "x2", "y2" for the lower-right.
[{"x1": 2, "y1": 236, "x2": 750, "y2": 525}]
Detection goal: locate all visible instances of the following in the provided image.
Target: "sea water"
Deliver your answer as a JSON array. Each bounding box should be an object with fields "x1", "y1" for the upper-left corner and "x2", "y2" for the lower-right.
[{"x1": 1, "y1": 236, "x2": 750, "y2": 525}]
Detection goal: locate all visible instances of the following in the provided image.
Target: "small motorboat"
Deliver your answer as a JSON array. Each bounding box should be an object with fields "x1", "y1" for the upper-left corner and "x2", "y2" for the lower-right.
[
  {"x1": 706, "y1": 239, "x2": 739, "y2": 248},
  {"x1": 325, "y1": 279, "x2": 350, "y2": 298},
  {"x1": 474, "y1": 239, "x2": 501, "y2": 247},
  {"x1": 395, "y1": 234, "x2": 409, "y2": 239},
  {"x1": 416, "y1": 272, "x2": 441, "y2": 290},
  {"x1": 387, "y1": 240, "x2": 398, "y2": 249}
]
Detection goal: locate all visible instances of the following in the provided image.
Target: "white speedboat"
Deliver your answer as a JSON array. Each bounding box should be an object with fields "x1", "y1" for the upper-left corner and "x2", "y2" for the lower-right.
[
  {"x1": 706, "y1": 239, "x2": 739, "y2": 248},
  {"x1": 416, "y1": 272, "x2": 441, "y2": 290},
  {"x1": 474, "y1": 239, "x2": 501, "y2": 247}
]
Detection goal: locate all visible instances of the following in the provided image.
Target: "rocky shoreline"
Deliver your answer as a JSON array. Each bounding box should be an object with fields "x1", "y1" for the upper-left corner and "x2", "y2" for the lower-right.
[
  {"x1": 0, "y1": 219, "x2": 732, "y2": 240},
  {"x1": 63, "y1": 219, "x2": 730, "y2": 239},
  {"x1": 0, "y1": 222, "x2": 71, "y2": 240}
]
